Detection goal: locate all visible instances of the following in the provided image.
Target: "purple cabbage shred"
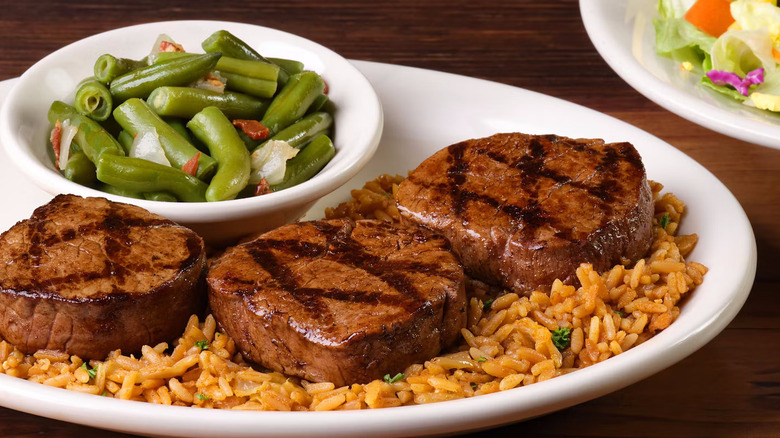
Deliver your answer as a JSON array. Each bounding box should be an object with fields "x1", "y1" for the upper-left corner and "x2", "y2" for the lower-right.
[{"x1": 706, "y1": 68, "x2": 765, "y2": 96}]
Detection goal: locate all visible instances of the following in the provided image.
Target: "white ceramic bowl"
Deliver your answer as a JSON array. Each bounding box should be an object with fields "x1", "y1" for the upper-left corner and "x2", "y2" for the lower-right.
[{"x1": 0, "y1": 20, "x2": 382, "y2": 245}]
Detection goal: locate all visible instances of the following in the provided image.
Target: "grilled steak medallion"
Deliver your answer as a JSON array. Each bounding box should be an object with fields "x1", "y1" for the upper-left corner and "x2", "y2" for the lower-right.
[
  {"x1": 208, "y1": 219, "x2": 466, "y2": 386},
  {"x1": 396, "y1": 133, "x2": 654, "y2": 292},
  {"x1": 0, "y1": 194, "x2": 207, "y2": 359}
]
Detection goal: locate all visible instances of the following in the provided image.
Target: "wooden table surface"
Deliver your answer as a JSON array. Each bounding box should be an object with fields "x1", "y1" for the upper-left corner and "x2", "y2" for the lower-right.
[{"x1": 1, "y1": 1, "x2": 778, "y2": 436}]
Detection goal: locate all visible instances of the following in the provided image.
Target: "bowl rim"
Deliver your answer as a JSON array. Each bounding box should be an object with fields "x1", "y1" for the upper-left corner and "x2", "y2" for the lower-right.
[{"x1": 0, "y1": 20, "x2": 383, "y2": 223}]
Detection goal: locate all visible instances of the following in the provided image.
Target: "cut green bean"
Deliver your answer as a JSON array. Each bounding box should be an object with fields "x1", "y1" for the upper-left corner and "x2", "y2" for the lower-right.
[
  {"x1": 163, "y1": 117, "x2": 192, "y2": 141},
  {"x1": 113, "y1": 98, "x2": 216, "y2": 180},
  {"x1": 216, "y1": 57, "x2": 279, "y2": 81},
  {"x1": 220, "y1": 72, "x2": 277, "y2": 98},
  {"x1": 143, "y1": 191, "x2": 178, "y2": 202},
  {"x1": 96, "y1": 155, "x2": 207, "y2": 202},
  {"x1": 164, "y1": 117, "x2": 209, "y2": 153},
  {"x1": 306, "y1": 93, "x2": 330, "y2": 116},
  {"x1": 61, "y1": 151, "x2": 97, "y2": 186},
  {"x1": 247, "y1": 111, "x2": 333, "y2": 151},
  {"x1": 94, "y1": 54, "x2": 147, "y2": 84},
  {"x1": 270, "y1": 134, "x2": 335, "y2": 192},
  {"x1": 117, "y1": 130, "x2": 133, "y2": 154},
  {"x1": 187, "y1": 107, "x2": 251, "y2": 202},
  {"x1": 152, "y1": 51, "x2": 192, "y2": 64},
  {"x1": 97, "y1": 182, "x2": 144, "y2": 199},
  {"x1": 74, "y1": 78, "x2": 113, "y2": 121},
  {"x1": 267, "y1": 57, "x2": 304, "y2": 75},
  {"x1": 147, "y1": 86, "x2": 269, "y2": 119},
  {"x1": 201, "y1": 30, "x2": 272, "y2": 63},
  {"x1": 261, "y1": 71, "x2": 325, "y2": 136},
  {"x1": 201, "y1": 30, "x2": 289, "y2": 84},
  {"x1": 99, "y1": 115, "x2": 122, "y2": 138},
  {"x1": 155, "y1": 53, "x2": 280, "y2": 82},
  {"x1": 47, "y1": 101, "x2": 124, "y2": 162},
  {"x1": 110, "y1": 52, "x2": 221, "y2": 101}
]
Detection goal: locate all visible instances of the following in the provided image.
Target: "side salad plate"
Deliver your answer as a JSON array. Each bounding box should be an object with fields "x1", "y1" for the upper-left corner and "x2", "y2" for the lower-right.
[{"x1": 581, "y1": 0, "x2": 780, "y2": 150}]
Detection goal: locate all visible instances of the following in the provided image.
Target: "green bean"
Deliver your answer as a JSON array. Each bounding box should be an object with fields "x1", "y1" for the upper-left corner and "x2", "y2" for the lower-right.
[
  {"x1": 187, "y1": 107, "x2": 251, "y2": 202},
  {"x1": 164, "y1": 117, "x2": 193, "y2": 141},
  {"x1": 246, "y1": 111, "x2": 332, "y2": 151},
  {"x1": 117, "y1": 130, "x2": 133, "y2": 154},
  {"x1": 164, "y1": 117, "x2": 209, "y2": 153},
  {"x1": 152, "y1": 52, "x2": 192, "y2": 64},
  {"x1": 143, "y1": 191, "x2": 178, "y2": 202},
  {"x1": 74, "y1": 78, "x2": 113, "y2": 121},
  {"x1": 47, "y1": 101, "x2": 124, "y2": 162},
  {"x1": 270, "y1": 134, "x2": 335, "y2": 192},
  {"x1": 61, "y1": 151, "x2": 97, "y2": 186},
  {"x1": 201, "y1": 30, "x2": 290, "y2": 84},
  {"x1": 306, "y1": 93, "x2": 329, "y2": 115},
  {"x1": 147, "y1": 86, "x2": 269, "y2": 119},
  {"x1": 263, "y1": 73, "x2": 301, "y2": 116},
  {"x1": 96, "y1": 182, "x2": 144, "y2": 199},
  {"x1": 261, "y1": 71, "x2": 325, "y2": 136},
  {"x1": 267, "y1": 57, "x2": 304, "y2": 75},
  {"x1": 216, "y1": 57, "x2": 279, "y2": 81},
  {"x1": 94, "y1": 54, "x2": 147, "y2": 84},
  {"x1": 113, "y1": 98, "x2": 216, "y2": 180},
  {"x1": 96, "y1": 155, "x2": 207, "y2": 202},
  {"x1": 99, "y1": 115, "x2": 122, "y2": 138},
  {"x1": 110, "y1": 52, "x2": 221, "y2": 101},
  {"x1": 220, "y1": 72, "x2": 277, "y2": 98},
  {"x1": 155, "y1": 53, "x2": 280, "y2": 82}
]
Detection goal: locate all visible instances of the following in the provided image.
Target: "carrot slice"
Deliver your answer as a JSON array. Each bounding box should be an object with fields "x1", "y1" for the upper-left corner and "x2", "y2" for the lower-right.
[
  {"x1": 182, "y1": 152, "x2": 200, "y2": 176},
  {"x1": 684, "y1": 0, "x2": 735, "y2": 38}
]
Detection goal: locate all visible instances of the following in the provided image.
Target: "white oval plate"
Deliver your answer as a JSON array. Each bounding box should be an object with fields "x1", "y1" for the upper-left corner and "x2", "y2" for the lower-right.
[
  {"x1": 580, "y1": 0, "x2": 780, "y2": 150},
  {"x1": 0, "y1": 61, "x2": 756, "y2": 437}
]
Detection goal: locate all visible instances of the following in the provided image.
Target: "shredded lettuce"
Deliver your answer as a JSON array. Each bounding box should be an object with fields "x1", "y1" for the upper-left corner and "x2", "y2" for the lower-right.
[
  {"x1": 731, "y1": 1, "x2": 780, "y2": 40},
  {"x1": 654, "y1": 16, "x2": 716, "y2": 66},
  {"x1": 657, "y1": 0, "x2": 696, "y2": 19},
  {"x1": 711, "y1": 29, "x2": 776, "y2": 76}
]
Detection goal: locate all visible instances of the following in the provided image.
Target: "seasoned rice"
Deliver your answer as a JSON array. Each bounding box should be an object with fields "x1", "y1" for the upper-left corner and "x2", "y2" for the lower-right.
[{"x1": 0, "y1": 177, "x2": 706, "y2": 410}]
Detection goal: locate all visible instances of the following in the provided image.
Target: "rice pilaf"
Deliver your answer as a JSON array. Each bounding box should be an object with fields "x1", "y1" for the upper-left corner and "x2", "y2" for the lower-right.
[{"x1": 0, "y1": 176, "x2": 706, "y2": 410}]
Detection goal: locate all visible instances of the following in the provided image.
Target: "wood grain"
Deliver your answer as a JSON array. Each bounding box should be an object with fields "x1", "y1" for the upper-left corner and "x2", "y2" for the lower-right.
[{"x1": 0, "y1": 0, "x2": 778, "y2": 436}]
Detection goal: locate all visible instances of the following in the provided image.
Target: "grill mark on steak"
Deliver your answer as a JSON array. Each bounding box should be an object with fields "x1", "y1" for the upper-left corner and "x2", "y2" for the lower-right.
[
  {"x1": 429, "y1": 135, "x2": 645, "y2": 241},
  {"x1": 246, "y1": 222, "x2": 453, "y2": 316},
  {"x1": 12, "y1": 203, "x2": 203, "y2": 295}
]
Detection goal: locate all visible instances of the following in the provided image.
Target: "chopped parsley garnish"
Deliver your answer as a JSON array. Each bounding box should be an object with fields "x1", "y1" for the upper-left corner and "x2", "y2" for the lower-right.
[
  {"x1": 614, "y1": 310, "x2": 624, "y2": 317},
  {"x1": 383, "y1": 373, "x2": 405, "y2": 384},
  {"x1": 470, "y1": 382, "x2": 478, "y2": 390},
  {"x1": 483, "y1": 298, "x2": 494, "y2": 311},
  {"x1": 196, "y1": 393, "x2": 210, "y2": 400},
  {"x1": 101, "y1": 391, "x2": 108, "y2": 397},
  {"x1": 477, "y1": 356, "x2": 487, "y2": 363},
  {"x1": 195, "y1": 340, "x2": 210, "y2": 351},
  {"x1": 659, "y1": 214, "x2": 670, "y2": 229},
  {"x1": 81, "y1": 363, "x2": 97, "y2": 380},
  {"x1": 551, "y1": 327, "x2": 571, "y2": 350}
]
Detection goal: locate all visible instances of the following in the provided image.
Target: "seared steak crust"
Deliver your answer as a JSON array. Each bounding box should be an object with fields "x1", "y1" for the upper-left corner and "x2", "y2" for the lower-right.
[
  {"x1": 396, "y1": 133, "x2": 654, "y2": 292},
  {"x1": 0, "y1": 194, "x2": 206, "y2": 359},
  {"x1": 207, "y1": 219, "x2": 466, "y2": 386}
]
